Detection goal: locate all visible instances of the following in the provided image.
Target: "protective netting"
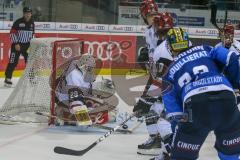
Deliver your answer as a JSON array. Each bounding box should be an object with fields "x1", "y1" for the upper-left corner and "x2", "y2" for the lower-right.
[{"x1": 0, "y1": 38, "x2": 83, "y2": 124}]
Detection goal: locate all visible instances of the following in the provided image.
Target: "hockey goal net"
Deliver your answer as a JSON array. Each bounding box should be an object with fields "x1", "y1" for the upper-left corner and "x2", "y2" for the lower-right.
[{"x1": 0, "y1": 38, "x2": 84, "y2": 124}]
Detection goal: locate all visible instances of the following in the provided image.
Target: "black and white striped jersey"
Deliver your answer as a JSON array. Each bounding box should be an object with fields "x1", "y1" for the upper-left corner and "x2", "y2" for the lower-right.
[{"x1": 10, "y1": 17, "x2": 34, "y2": 44}]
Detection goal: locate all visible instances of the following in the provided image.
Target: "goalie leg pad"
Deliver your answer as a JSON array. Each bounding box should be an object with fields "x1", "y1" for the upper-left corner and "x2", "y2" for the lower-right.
[
  {"x1": 171, "y1": 123, "x2": 209, "y2": 160},
  {"x1": 72, "y1": 105, "x2": 92, "y2": 126}
]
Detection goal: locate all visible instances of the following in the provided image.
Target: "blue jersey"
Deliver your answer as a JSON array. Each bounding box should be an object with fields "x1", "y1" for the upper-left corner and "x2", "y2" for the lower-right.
[{"x1": 162, "y1": 45, "x2": 240, "y2": 118}]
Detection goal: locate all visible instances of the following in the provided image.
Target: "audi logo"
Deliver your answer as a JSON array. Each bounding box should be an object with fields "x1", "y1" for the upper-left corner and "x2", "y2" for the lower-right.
[
  {"x1": 84, "y1": 41, "x2": 132, "y2": 61},
  {"x1": 96, "y1": 26, "x2": 105, "y2": 30},
  {"x1": 43, "y1": 24, "x2": 50, "y2": 28},
  {"x1": 207, "y1": 30, "x2": 218, "y2": 35},
  {"x1": 124, "y1": 27, "x2": 133, "y2": 31},
  {"x1": 70, "y1": 24, "x2": 78, "y2": 29}
]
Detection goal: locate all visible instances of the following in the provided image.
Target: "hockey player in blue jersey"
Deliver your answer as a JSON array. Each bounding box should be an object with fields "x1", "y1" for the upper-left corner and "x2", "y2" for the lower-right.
[{"x1": 162, "y1": 27, "x2": 240, "y2": 160}]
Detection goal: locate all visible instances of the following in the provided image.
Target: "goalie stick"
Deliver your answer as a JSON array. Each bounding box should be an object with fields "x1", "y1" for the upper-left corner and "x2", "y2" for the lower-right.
[
  {"x1": 53, "y1": 111, "x2": 138, "y2": 156},
  {"x1": 35, "y1": 112, "x2": 132, "y2": 134}
]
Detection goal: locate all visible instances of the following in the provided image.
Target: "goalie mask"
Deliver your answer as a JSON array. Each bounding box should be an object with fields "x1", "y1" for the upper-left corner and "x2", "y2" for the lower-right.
[
  {"x1": 77, "y1": 54, "x2": 96, "y2": 83},
  {"x1": 220, "y1": 24, "x2": 234, "y2": 49}
]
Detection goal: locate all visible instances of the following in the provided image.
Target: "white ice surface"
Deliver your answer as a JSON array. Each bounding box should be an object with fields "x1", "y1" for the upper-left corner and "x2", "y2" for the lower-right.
[{"x1": 0, "y1": 77, "x2": 218, "y2": 160}]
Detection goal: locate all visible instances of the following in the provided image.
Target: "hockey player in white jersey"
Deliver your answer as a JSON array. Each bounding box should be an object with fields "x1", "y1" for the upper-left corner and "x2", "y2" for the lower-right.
[
  {"x1": 138, "y1": 0, "x2": 159, "y2": 68},
  {"x1": 146, "y1": 13, "x2": 176, "y2": 160},
  {"x1": 54, "y1": 54, "x2": 115, "y2": 126},
  {"x1": 216, "y1": 24, "x2": 240, "y2": 108},
  {"x1": 148, "y1": 13, "x2": 190, "y2": 160},
  {"x1": 148, "y1": 13, "x2": 174, "y2": 160},
  {"x1": 134, "y1": 0, "x2": 161, "y2": 156},
  {"x1": 134, "y1": 10, "x2": 174, "y2": 159},
  {"x1": 216, "y1": 23, "x2": 240, "y2": 53}
]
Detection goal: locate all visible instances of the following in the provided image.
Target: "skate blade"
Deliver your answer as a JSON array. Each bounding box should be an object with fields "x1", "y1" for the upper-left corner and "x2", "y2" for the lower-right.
[
  {"x1": 137, "y1": 148, "x2": 162, "y2": 156},
  {"x1": 4, "y1": 83, "x2": 13, "y2": 88}
]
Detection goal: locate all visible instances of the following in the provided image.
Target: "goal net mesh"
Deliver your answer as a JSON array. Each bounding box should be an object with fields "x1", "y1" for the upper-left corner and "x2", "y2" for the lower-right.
[{"x1": 0, "y1": 38, "x2": 84, "y2": 124}]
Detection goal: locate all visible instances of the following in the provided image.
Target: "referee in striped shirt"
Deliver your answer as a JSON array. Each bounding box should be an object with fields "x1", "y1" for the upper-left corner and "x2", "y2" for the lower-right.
[{"x1": 4, "y1": 7, "x2": 35, "y2": 87}]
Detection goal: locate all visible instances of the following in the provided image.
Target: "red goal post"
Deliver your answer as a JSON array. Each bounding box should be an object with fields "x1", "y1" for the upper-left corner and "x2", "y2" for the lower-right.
[{"x1": 50, "y1": 39, "x2": 84, "y2": 124}]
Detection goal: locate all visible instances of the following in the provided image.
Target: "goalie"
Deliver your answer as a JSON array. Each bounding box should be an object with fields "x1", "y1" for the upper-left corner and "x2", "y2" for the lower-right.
[{"x1": 54, "y1": 54, "x2": 116, "y2": 126}]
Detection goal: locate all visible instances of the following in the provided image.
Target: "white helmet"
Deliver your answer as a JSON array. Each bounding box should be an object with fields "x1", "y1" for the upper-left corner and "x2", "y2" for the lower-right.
[{"x1": 77, "y1": 54, "x2": 96, "y2": 83}]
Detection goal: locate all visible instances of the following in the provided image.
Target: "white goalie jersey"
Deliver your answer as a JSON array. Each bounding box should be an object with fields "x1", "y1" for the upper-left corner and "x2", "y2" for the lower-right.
[{"x1": 55, "y1": 60, "x2": 92, "y2": 106}]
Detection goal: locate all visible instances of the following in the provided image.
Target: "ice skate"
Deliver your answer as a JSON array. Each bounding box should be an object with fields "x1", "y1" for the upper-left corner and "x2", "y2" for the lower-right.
[
  {"x1": 137, "y1": 135, "x2": 162, "y2": 156},
  {"x1": 4, "y1": 78, "x2": 13, "y2": 87}
]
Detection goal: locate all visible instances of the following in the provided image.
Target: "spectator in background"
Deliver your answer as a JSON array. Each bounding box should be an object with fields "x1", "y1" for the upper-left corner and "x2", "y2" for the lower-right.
[
  {"x1": 236, "y1": 23, "x2": 240, "y2": 30},
  {"x1": 32, "y1": 6, "x2": 46, "y2": 22},
  {"x1": 4, "y1": 7, "x2": 34, "y2": 87}
]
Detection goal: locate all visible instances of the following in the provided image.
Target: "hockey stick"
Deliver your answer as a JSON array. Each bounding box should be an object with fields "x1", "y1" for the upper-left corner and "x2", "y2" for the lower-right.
[
  {"x1": 35, "y1": 112, "x2": 132, "y2": 134},
  {"x1": 210, "y1": 2, "x2": 221, "y2": 31},
  {"x1": 53, "y1": 111, "x2": 138, "y2": 156},
  {"x1": 128, "y1": 119, "x2": 143, "y2": 132},
  {"x1": 210, "y1": 2, "x2": 228, "y2": 32},
  {"x1": 224, "y1": 9, "x2": 228, "y2": 27}
]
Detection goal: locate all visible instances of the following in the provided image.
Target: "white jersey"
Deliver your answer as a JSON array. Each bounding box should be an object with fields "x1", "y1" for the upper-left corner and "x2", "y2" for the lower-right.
[
  {"x1": 152, "y1": 40, "x2": 174, "y2": 63},
  {"x1": 147, "y1": 39, "x2": 192, "y2": 97},
  {"x1": 153, "y1": 40, "x2": 193, "y2": 63},
  {"x1": 56, "y1": 60, "x2": 91, "y2": 103},
  {"x1": 146, "y1": 40, "x2": 173, "y2": 98},
  {"x1": 215, "y1": 39, "x2": 240, "y2": 53},
  {"x1": 144, "y1": 25, "x2": 158, "y2": 60}
]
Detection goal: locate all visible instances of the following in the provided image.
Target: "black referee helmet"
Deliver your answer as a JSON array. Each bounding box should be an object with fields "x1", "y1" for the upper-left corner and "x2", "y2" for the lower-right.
[{"x1": 23, "y1": 7, "x2": 32, "y2": 13}]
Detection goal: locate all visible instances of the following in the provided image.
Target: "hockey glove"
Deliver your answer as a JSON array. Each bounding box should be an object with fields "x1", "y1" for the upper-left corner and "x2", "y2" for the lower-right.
[
  {"x1": 133, "y1": 97, "x2": 153, "y2": 118},
  {"x1": 145, "y1": 110, "x2": 160, "y2": 125},
  {"x1": 168, "y1": 114, "x2": 186, "y2": 131}
]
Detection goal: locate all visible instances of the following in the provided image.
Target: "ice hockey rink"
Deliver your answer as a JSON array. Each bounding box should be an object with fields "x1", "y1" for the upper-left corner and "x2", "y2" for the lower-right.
[{"x1": 0, "y1": 77, "x2": 218, "y2": 160}]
